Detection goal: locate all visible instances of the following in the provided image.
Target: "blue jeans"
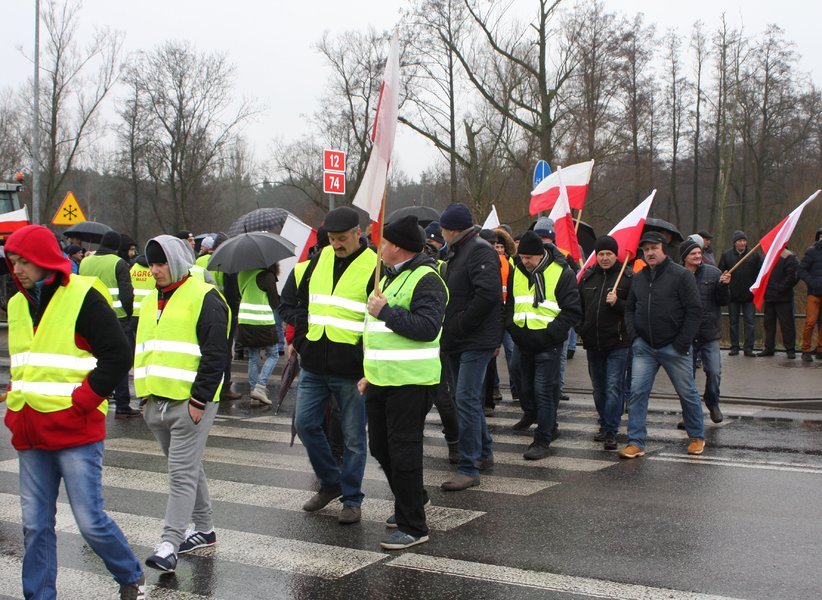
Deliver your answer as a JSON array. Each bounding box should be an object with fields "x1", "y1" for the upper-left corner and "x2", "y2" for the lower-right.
[
  {"x1": 295, "y1": 369, "x2": 367, "y2": 506},
  {"x1": 558, "y1": 333, "x2": 570, "y2": 390},
  {"x1": 518, "y1": 347, "x2": 561, "y2": 444},
  {"x1": 693, "y1": 340, "x2": 722, "y2": 407},
  {"x1": 587, "y1": 347, "x2": 630, "y2": 433},
  {"x1": 248, "y1": 344, "x2": 279, "y2": 387},
  {"x1": 19, "y1": 442, "x2": 142, "y2": 598},
  {"x1": 626, "y1": 338, "x2": 704, "y2": 448},
  {"x1": 444, "y1": 350, "x2": 494, "y2": 477},
  {"x1": 274, "y1": 310, "x2": 286, "y2": 354},
  {"x1": 501, "y1": 331, "x2": 518, "y2": 395},
  {"x1": 728, "y1": 301, "x2": 756, "y2": 351}
]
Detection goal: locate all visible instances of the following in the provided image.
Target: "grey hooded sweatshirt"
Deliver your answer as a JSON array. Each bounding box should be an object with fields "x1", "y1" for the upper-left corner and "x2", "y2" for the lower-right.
[{"x1": 143, "y1": 235, "x2": 229, "y2": 405}]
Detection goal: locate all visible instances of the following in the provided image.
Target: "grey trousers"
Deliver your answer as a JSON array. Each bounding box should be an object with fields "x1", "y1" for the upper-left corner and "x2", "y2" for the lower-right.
[{"x1": 143, "y1": 397, "x2": 217, "y2": 550}]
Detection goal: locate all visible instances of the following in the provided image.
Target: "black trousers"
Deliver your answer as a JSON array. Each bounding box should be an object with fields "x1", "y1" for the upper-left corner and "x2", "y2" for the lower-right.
[
  {"x1": 433, "y1": 361, "x2": 459, "y2": 443},
  {"x1": 365, "y1": 383, "x2": 434, "y2": 538},
  {"x1": 113, "y1": 318, "x2": 133, "y2": 412},
  {"x1": 763, "y1": 300, "x2": 796, "y2": 352}
]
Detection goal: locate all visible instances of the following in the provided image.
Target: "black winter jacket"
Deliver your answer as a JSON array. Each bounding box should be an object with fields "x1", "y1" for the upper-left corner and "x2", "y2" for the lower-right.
[
  {"x1": 278, "y1": 241, "x2": 375, "y2": 379},
  {"x1": 718, "y1": 247, "x2": 761, "y2": 302},
  {"x1": 577, "y1": 261, "x2": 632, "y2": 352},
  {"x1": 764, "y1": 252, "x2": 799, "y2": 303},
  {"x1": 690, "y1": 264, "x2": 729, "y2": 343},
  {"x1": 441, "y1": 229, "x2": 503, "y2": 353},
  {"x1": 625, "y1": 258, "x2": 702, "y2": 354},
  {"x1": 798, "y1": 239, "x2": 822, "y2": 296},
  {"x1": 505, "y1": 245, "x2": 581, "y2": 354}
]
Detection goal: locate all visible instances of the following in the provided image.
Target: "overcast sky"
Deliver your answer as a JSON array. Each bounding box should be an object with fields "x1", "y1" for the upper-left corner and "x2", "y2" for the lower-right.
[{"x1": 4, "y1": 0, "x2": 821, "y2": 179}]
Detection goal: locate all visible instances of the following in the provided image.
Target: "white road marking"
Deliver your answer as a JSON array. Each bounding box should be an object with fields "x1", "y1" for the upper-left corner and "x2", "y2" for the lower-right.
[
  {"x1": 387, "y1": 553, "x2": 745, "y2": 600},
  {"x1": 651, "y1": 453, "x2": 822, "y2": 474}
]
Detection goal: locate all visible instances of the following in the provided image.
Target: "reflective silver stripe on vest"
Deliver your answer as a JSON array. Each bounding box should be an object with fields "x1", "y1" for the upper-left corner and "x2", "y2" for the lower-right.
[
  {"x1": 10, "y1": 380, "x2": 83, "y2": 396},
  {"x1": 363, "y1": 348, "x2": 441, "y2": 361},
  {"x1": 512, "y1": 312, "x2": 556, "y2": 323},
  {"x1": 239, "y1": 302, "x2": 273, "y2": 311},
  {"x1": 363, "y1": 320, "x2": 393, "y2": 333},
  {"x1": 134, "y1": 340, "x2": 202, "y2": 357},
  {"x1": 307, "y1": 314, "x2": 366, "y2": 332},
  {"x1": 10, "y1": 352, "x2": 98, "y2": 371},
  {"x1": 133, "y1": 365, "x2": 198, "y2": 383},
  {"x1": 513, "y1": 295, "x2": 561, "y2": 312},
  {"x1": 134, "y1": 289, "x2": 151, "y2": 297},
  {"x1": 308, "y1": 293, "x2": 367, "y2": 314},
  {"x1": 238, "y1": 312, "x2": 275, "y2": 321}
]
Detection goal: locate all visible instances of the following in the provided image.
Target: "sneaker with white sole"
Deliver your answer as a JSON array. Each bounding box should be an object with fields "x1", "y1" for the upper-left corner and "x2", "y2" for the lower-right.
[
  {"x1": 178, "y1": 528, "x2": 216, "y2": 554},
  {"x1": 380, "y1": 530, "x2": 429, "y2": 550},
  {"x1": 145, "y1": 541, "x2": 177, "y2": 572}
]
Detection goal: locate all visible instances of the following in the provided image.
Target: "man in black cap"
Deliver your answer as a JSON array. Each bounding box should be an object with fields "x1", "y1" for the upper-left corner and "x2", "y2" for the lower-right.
[
  {"x1": 437, "y1": 203, "x2": 502, "y2": 491},
  {"x1": 424, "y1": 221, "x2": 446, "y2": 260},
  {"x1": 280, "y1": 206, "x2": 376, "y2": 524},
  {"x1": 680, "y1": 237, "x2": 731, "y2": 424},
  {"x1": 79, "y1": 231, "x2": 138, "y2": 418},
  {"x1": 619, "y1": 231, "x2": 706, "y2": 458},
  {"x1": 578, "y1": 235, "x2": 633, "y2": 450},
  {"x1": 358, "y1": 215, "x2": 447, "y2": 550},
  {"x1": 718, "y1": 231, "x2": 761, "y2": 356},
  {"x1": 506, "y1": 230, "x2": 580, "y2": 460},
  {"x1": 698, "y1": 230, "x2": 715, "y2": 266}
]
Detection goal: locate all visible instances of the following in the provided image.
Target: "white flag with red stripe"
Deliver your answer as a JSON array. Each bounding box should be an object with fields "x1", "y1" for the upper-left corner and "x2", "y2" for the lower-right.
[
  {"x1": 0, "y1": 206, "x2": 30, "y2": 234},
  {"x1": 750, "y1": 190, "x2": 820, "y2": 310},
  {"x1": 577, "y1": 190, "x2": 656, "y2": 282},
  {"x1": 352, "y1": 31, "x2": 400, "y2": 243},
  {"x1": 547, "y1": 167, "x2": 580, "y2": 262},
  {"x1": 530, "y1": 160, "x2": 594, "y2": 215},
  {"x1": 277, "y1": 213, "x2": 317, "y2": 293}
]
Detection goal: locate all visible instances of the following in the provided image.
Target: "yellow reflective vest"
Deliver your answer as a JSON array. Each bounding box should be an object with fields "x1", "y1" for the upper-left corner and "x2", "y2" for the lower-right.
[
  {"x1": 512, "y1": 262, "x2": 563, "y2": 329},
  {"x1": 79, "y1": 253, "x2": 126, "y2": 318},
  {"x1": 130, "y1": 263, "x2": 155, "y2": 317},
  {"x1": 238, "y1": 269, "x2": 275, "y2": 325}
]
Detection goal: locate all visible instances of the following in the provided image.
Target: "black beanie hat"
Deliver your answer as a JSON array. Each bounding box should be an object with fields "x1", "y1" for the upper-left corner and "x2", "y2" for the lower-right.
[
  {"x1": 517, "y1": 230, "x2": 545, "y2": 256},
  {"x1": 679, "y1": 238, "x2": 701, "y2": 262},
  {"x1": 145, "y1": 240, "x2": 168, "y2": 264},
  {"x1": 383, "y1": 215, "x2": 424, "y2": 253},
  {"x1": 594, "y1": 235, "x2": 618, "y2": 255},
  {"x1": 99, "y1": 231, "x2": 121, "y2": 251},
  {"x1": 732, "y1": 230, "x2": 747, "y2": 243},
  {"x1": 439, "y1": 203, "x2": 473, "y2": 231},
  {"x1": 424, "y1": 221, "x2": 445, "y2": 245}
]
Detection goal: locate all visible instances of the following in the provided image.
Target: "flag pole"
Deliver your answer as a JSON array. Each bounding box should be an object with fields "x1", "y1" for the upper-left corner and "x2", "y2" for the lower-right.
[
  {"x1": 575, "y1": 208, "x2": 583, "y2": 233},
  {"x1": 612, "y1": 250, "x2": 632, "y2": 290},
  {"x1": 373, "y1": 189, "x2": 388, "y2": 294},
  {"x1": 727, "y1": 242, "x2": 762, "y2": 274}
]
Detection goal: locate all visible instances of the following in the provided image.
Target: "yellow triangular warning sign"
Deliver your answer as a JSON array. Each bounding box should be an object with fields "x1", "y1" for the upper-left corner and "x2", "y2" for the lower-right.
[{"x1": 51, "y1": 192, "x2": 87, "y2": 226}]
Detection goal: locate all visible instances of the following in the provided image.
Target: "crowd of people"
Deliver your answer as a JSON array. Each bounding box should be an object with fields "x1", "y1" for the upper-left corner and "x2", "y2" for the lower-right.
[{"x1": 2, "y1": 208, "x2": 820, "y2": 598}]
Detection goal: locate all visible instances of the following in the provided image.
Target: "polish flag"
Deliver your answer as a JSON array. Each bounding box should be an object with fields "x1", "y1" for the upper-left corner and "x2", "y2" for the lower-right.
[
  {"x1": 353, "y1": 31, "x2": 400, "y2": 244},
  {"x1": 0, "y1": 206, "x2": 30, "y2": 234},
  {"x1": 481, "y1": 205, "x2": 500, "y2": 229},
  {"x1": 547, "y1": 167, "x2": 581, "y2": 262},
  {"x1": 277, "y1": 213, "x2": 317, "y2": 294},
  {"x1": 577, "y1": 190, "x2": 656, "y2": 282},
  {"x1": 530, "y1": 160, "x2": 594, "y2": 215},
  {"x1": 750, "y1": 190, "x2": 820, "y2": 310}
]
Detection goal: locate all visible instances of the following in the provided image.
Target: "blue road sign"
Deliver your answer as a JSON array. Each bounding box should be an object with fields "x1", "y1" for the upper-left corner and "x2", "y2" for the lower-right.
[{"x1": 533, "y1": 160, "x2": 551, "y2": 189}]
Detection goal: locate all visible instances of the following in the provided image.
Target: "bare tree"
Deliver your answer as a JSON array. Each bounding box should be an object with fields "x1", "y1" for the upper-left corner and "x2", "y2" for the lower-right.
[
  {"x1": 690, "y1": 21, "x2": 708, "y2": 232},
  {"x1": 664, "y1": 29, "x2": 689, "y2": 225},
  {"x1": 0, "y1": 89, "x2": 24, "y2": 180}
]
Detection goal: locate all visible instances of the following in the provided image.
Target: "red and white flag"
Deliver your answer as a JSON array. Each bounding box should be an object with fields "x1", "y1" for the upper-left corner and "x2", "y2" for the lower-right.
[
  {"x1": 352, "y1": 31, "x2": 400, "y2": 243},
  {"x1": 547, "y1": 167, "x2": 580, "y2": 262},
  {"x1": 481, "y1": 205, "x2": 500, "y2": 230},
  {"x1": 530, "y1": 160, "x2": 594, "y2": 215},
  {"x1": 0, "y1": 206, "x2": 30, "y2": 234},
  {"x1": 277, "y1": 213, "x2": 317, "y2": 293},
  {"x1": 577, "y1": 190, "x2": 656, "y2": 282},
  {"x1": 750, "y1": 190, "x2": 820, "y2": 310}
]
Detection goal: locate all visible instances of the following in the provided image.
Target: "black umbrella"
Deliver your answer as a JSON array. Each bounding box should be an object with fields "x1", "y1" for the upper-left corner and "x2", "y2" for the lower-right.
[
  {"x1": 227, "y1": 208, "x2": 290, "y2": 238},
  {"x1": 207, "y1": 232, "x2": 295, "y2": 274},
  {"x1": 63, "y1": 221, "x2": 113, "y2": 244},
  {"x1": 276, "y1": 351, "x2": 300, "y2": 416},
  {"x1": 386, "y1": 205, "x2": 440, "y2": 226},
  {"x1": 643, "y1": 218, "x2": 684, "y2": 244}
]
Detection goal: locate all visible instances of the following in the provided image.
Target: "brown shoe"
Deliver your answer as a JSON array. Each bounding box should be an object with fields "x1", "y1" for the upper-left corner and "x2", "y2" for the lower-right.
[
  {"x1": 221, "y1": 389, "x2": 242, "y2": 400},
  {"x1": 441, "y1": 473, "x2": 480, "y2": 491},
  {"x1": 338, "y1": 505, "x2": 361, "y2": 524},
  {"x1": 687, "y1": 439, "x2": 705, "y2": 455},
  {"x1": 617, "y1": 444, "x2": 646, "y2": 459}
]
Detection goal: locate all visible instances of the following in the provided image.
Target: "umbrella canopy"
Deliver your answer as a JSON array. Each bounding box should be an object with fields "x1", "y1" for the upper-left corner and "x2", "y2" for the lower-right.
[
  {"x1": 207, "y1": 231, "x2": 295, "y2": 274},
  {"x1": 227, "y1": 208, "x2": 290, "y2": 238},
  {"x1": 386, "y1": 205, "x2": 440, "y2": 226},
  {"x1": 63, "y1": 221, "x2": 113, "y2": 244},
  {"x1": 643, "y1": 218, "x2": 684, "y2": 244}
]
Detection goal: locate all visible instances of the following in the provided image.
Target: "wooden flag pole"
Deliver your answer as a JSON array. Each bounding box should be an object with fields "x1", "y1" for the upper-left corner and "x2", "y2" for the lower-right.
[
  {"x1": 727, "y1": 242, "x2": 761, "y2": 274},
  {"x1": 575, "y1": 207, "x2": 583, "y2": 233},
  {"x1": 373, "y1": 189, "x2": 388, "y2": 294},
  {"x1": 612, "y1": 250, "x2": 632, "y2": 291}
]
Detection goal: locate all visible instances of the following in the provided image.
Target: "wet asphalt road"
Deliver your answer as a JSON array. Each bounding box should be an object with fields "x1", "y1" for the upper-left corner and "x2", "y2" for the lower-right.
[{"x1": 0, "y1": 330, "x2": 821, "y2": 599}]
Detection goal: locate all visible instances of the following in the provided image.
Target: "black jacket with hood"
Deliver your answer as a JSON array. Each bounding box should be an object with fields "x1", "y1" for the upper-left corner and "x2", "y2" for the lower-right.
[
  {"x1": 690, "y1": 263, "x2": 729, "y2": 343},
  {"x1": 764, "y1": 251, "x2": 799, "y2": 303},
  {"x1": 798, "y1": 228, "x2": 822, "y2": 296},
  {"x1": 718, "y1": 246, "x2": 762, "y2": 303},
  {"x1": 578, "y1": 261, "x2": 632, "y2": 352},
  {"x1": 505, "y1": 244, "x2": 581, "y2": 354}
]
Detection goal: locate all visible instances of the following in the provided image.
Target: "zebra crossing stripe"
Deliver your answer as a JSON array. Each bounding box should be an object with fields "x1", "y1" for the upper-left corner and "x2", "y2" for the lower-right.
[
  {"x1": 0, "y1": 492, "x2": 386, "y2": 580},
  {"x1": 0, "y1": 460, "x2": 483, "y2": 531},
  {"x1": 102, "y1": 438, "x2": 558, "y2": 497},
  {"x1": 0, "y1": 554, "x2": 207, "y2": 600},
  {"x1": 386, "y1": 553, "x2": 744, "y2": 600},
  {"x1": 650, "y1": 453, "x2": 822, "y2": 474},
  {"x1": 423, "y1": 446, "x2": 614, "y2": 471}
]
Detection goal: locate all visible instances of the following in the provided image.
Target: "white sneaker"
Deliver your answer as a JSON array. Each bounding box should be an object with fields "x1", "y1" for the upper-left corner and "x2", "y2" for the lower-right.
[{"x1": 250, "y1": 383, "x2": 271, "y2": 405}]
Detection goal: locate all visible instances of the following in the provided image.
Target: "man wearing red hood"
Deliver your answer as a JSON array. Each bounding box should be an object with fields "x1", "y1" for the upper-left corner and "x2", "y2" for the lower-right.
[{"x1": 3, "y1": 225, "x2": 145, "y2": 600}]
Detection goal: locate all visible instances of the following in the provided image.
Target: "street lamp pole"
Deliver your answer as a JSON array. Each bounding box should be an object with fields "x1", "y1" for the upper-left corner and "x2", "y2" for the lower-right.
[{"x1": 31, "y1": 0, "x2": 41, "y2": 224}]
